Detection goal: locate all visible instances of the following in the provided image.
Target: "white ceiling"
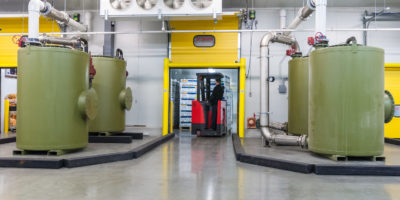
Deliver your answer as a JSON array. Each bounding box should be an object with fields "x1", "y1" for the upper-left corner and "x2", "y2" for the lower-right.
[{"x1": 0, "y1": 0, "x2": 399, "y2": 12}]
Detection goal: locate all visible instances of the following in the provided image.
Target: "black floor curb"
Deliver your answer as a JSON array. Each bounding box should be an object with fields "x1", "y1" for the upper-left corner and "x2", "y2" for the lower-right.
[
  {"x1": 0, "y1": 136, "x2": 16, "y2": 144},
  {"x1": 64, "y1": 152, "x2": 133, "y2": 168},
  {"x1": 90, "y1": 132, "x2": 144, "y2": 140},
  {"x1": 131, "y1": 133, "x2": 175, "y2": 158},
  {"x1": 232, "y1": 135, "x2": 313, "y2": 174},
  {"x1": 112, "y1": 132, "x2": 144, "y2": 140},
  {"x1": 232, "y1": 135, "x2": 400, "y2": 176},
  {"x1": 0, "y1": 133, "x2": 175, "y2": 169},
  {"x1": 0, "y1": 158, "x2": 63, "y2": 169},
  {"x1": 314, "y1": 165, "x2": 400, "y2": 176},
  {"x1": 89, "y1": 136, "x2": 133, "y2": 143},
  {"x1": 385, "y1": 138, "x2": 400, "y2": 145}
]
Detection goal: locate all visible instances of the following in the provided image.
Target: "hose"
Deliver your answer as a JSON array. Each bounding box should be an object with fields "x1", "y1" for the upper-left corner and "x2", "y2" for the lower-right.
[
  {"x1": 346, "y1": 36, "x2": 357, "y2": 45},
  {"x1": 116, "y1": 48, "x2": 124, "y2": 60}
]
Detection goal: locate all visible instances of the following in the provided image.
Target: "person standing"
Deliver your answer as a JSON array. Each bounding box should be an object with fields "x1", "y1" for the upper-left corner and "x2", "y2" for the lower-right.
[{"x1": 208, "y1": 78, "x2": 224, "y2": 130}]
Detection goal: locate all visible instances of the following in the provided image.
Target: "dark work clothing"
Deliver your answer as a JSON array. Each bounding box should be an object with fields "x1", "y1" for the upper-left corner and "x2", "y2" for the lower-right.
[
  {"x1": 211, "y1": 105, "x2": 218, "y2": 130},
  {"x1": 209, "y1": 84, "x2": 224, "y2": 130},
  {"x1": 209, "y1": 85, "x2": 224, "y2": 105}
]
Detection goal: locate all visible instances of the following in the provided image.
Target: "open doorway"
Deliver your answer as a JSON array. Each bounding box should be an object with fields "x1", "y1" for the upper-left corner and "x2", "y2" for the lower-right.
[{"x1": 170, "y1": 68, "x2": 239, "y2": 134}]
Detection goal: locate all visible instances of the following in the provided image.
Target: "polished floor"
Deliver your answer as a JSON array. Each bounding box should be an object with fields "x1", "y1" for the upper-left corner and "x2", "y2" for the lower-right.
[{"x1": 0, "y1": 129, "x2": 399, "y2": 200}]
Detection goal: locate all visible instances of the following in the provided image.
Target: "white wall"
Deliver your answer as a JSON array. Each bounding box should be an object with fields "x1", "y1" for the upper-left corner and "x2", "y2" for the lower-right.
[{"x1": 87, "y1": 7, "x2": 400, "y2": 128}]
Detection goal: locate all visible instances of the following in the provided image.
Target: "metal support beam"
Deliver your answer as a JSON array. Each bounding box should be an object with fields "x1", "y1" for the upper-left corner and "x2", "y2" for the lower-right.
[{"x1": 103, "y1": 20, "x2": 115, "y2": 57}]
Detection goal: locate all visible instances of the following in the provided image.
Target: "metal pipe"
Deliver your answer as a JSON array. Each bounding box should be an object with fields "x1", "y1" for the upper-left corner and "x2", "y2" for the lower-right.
[
  {"x1": 4, "y1": 28, "x2": 400, "y2": 37},
  {"x1": 280, "y1": 9, "x2": 287, "y2": 29},
  {"x1": 259, "y1": 0, "x2": 316, "y2": 148},
  {"x1": 40, "y1": 2, "x2": 87, "y2": 32},
  {"x1": 315, "y1": 0, "x2": 327, "y2": 34},
  {"x1": 283, "y1": 0, "x2": 316, "y2": 36},
  {"x1": 38, "y1": 36, "x2": 82, "y2": 47},
  {"x1": 28, "y1": 0, "x2": 46, "y2": 40}
]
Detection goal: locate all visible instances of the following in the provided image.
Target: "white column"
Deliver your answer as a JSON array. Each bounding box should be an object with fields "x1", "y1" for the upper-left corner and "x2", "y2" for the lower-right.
[{"x1": 315, "y1": 0, "x2": 327, "y2": 35}]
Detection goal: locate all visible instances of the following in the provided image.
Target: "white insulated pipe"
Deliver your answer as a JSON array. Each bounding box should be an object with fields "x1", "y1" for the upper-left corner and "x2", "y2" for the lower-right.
[
  {"x1": 315, "y1": 0, "x2": 327, "y2": 35},
  {"x1": 28, "y1": 0, "x2": 87, "y2": 41},
  {"x1": 283, "y1": 0, "x2": 316, "y2": 36},
  {"x1": 280, "y1": 9, "x2": 287, "y2": 29},
  {"x1": 28, "y1": 0, "x2": 46, "y2": 39},
  {"x1": 41, "y1": 2, "x2": 87, "y2": 32}
]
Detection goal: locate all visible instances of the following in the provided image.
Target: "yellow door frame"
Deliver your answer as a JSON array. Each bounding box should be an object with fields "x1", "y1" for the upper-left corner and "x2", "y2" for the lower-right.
[{"x1": 162, "y1": 58, "x2": 246, "y2": 137}]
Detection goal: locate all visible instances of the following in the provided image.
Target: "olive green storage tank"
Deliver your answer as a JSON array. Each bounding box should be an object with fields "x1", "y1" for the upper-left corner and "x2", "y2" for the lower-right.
[
  {"x1": 288, "y1": 56, "x2": 309, "y2": 135},
  {"x1": 308, "y1": 44, "x2": 385, "y2": 157},
  {"x1": 17, "y1": 46, "x2": 97, "y2": 152},
  {"x1": 89, "y1": 53, "x2": 132, "y2": 133}
]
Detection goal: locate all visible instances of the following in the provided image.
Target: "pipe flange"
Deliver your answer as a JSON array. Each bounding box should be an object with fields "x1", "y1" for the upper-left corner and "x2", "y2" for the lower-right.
[
  {"x1": 298, "y1": 135, "x2": 308, "y2": 149},
  {"x1": 307, "y1": 0, "x2": 316, "y2": 10},
  {"x1": 40, "y1": 2, "x2": 52, "y2": 16}
]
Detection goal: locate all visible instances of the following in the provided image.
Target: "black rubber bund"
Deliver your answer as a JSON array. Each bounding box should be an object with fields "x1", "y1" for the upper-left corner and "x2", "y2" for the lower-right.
[
  {"x1": 0, "y1": 133, "x2": 175, "y2": 169},
  {"x1": 0, "y1": 136, "x2": 16, "y2": 144},
  {"x1": 232, "y1": 135, "x2": 400, "y2": 176},
  {"x1": 88, "y1": 132, "x2": 144, "y2": 143},
  {"x1": 385, "y1": 138, "x2": 400, "y2": 146},
  {"x1": 232, "y1": 135, "x2": 313, "y2": 174},
  {"x1": 88, "y1": 136, "x2": 132, "y2": 143}
]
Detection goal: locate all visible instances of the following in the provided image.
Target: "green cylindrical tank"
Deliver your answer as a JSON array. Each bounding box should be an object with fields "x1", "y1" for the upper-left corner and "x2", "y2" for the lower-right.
[
  {"x1": 288, "y1": 56, "x2": 309, "y2": 135},
  {"x1": 17, "y1": 46, "x2": 97, "y2": 152},
  {"x1": 89, "y1": 55, "x2": 132, "y2": 133},
  {"x1": 308, "y1": 44, "x2": 385, "y2": 156}
]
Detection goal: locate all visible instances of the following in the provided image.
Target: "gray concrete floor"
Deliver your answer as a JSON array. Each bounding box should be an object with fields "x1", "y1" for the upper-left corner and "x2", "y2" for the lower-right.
[{"x1": 0, "y1": 128, "x2": 399, "y2": 200}]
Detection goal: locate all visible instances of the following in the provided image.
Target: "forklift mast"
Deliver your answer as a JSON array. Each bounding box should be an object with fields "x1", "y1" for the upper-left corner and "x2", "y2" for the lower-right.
[{"x1": 196, "y1": 73, "x2": 224, "y2": 101}]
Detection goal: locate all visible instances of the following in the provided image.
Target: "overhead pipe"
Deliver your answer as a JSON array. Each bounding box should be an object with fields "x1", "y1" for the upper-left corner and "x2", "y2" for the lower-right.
[
  {"x1": 28, "y1": 0, "x2": 87, "y2": 44},
  {"x1": 283, "y1": 0, "x2": 316, "y2": 36},
  {"x1": 38, "y1": 36, "x2": 83, "y2": 47},
  {"x1": 28, "y1": 0, "x2": 46, "y2": 40},
  {"x1": 40, "y1": 2, "x2": 87, "y2": 32},
  {"x1": 315, "y1": 0, "x2": 327, "y2": 35},
  {"x1": 259, "y1": 0, "x2": 317, "y2": 147},
  {"x1": 280, "y1": 9, "x2": 287, "y2": 30}
]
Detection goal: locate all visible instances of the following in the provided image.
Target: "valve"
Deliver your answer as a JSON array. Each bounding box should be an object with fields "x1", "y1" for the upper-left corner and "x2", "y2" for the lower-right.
[
  {"x1": 308, "y1": 32, "x2": 329, "y2": 47},
  {"x1": 286, "y1": 45, "x2": 301, "y2": 57},
  {"x1": 89, "y1": 56, "x2": 96, "y2": 79},
  {"x1": 12, "y1": 35, "x2": 28, "y2": 47}
]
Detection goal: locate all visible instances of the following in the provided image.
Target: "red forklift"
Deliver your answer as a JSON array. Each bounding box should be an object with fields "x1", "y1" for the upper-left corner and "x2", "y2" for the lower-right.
[{"x1": 191, "y1": 73, "x2": 227, "y2": 136}]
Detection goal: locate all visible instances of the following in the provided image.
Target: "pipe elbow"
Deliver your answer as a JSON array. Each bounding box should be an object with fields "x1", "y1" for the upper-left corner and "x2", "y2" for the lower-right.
[
  {"x1": 28, "y1": 0, "x2": 45, "y2": 12},
  {"x1": 260, "y1": 32, "x2": 276, "y2": 47},
  {"x1": 261, "y1": 127, "x2": 273, "y2": 146}
]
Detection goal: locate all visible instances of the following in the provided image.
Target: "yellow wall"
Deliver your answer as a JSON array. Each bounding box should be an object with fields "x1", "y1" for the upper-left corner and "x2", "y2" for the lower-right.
[
  {"x1": 385, "y1": 64, "x2": 400, "y2": 138},
  {"x1": 0, "y1": 17, "x2": 60, "y2": 67},
  {"x1": 169, "y1": 15, "x2": 239, "y2": 63}
]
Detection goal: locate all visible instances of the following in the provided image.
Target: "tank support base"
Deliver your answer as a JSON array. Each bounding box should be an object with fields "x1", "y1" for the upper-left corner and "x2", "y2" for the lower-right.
[
  {"x1": 326, "y1": 155, "x2": 385, "y2": 162},
  {"x1": 13, "y1": 149, "x2": 81, "y2": 156}
]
